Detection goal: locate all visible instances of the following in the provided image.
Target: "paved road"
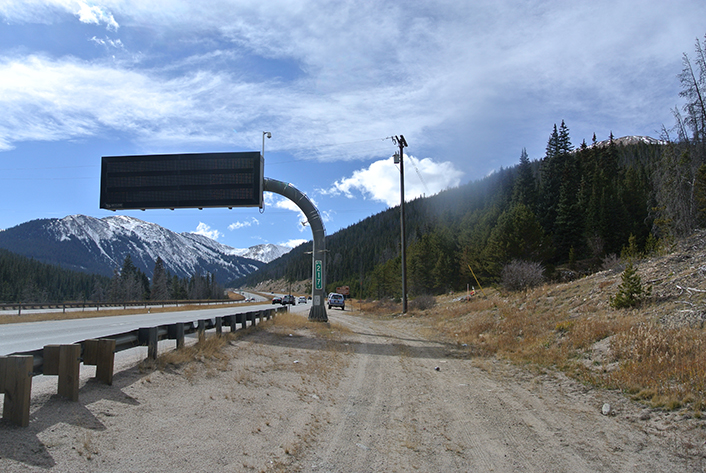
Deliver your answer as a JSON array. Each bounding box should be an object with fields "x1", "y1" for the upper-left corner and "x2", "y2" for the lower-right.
[{"x1": 0, "y1": 303, "x2": 278, "y2": 356}]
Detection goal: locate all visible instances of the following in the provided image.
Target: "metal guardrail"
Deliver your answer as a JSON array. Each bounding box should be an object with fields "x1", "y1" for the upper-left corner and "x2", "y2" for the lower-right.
[
  {"x1": 0, "y1": 299, "x2": 239, "y2": 314},
  {"x1": 0, "y1": 306, "x2": 287, "y2": 427}
]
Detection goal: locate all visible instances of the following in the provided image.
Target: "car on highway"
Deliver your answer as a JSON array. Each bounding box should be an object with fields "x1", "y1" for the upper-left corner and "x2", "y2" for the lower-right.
[
  {"x1": 272, "y1": 296, "x2": 282, "y2": 304},
  {"x1": 282, "y1": 295, "x2": 296, "y2": 305},
  {"x1": 327, "y1": 293, "x2": 345, "y2": 310},
  {"x1": 298, "y1": 296, "x2": 307, "y2": 304}
]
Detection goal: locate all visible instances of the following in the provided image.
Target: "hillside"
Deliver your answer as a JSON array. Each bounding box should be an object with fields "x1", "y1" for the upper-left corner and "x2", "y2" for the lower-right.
[
  {"x1": 398, "y1": 228, "x2": 706, "y2": 420},
  {"x1": 238, "y1": 134, "x2": 683, "y2": 299}
]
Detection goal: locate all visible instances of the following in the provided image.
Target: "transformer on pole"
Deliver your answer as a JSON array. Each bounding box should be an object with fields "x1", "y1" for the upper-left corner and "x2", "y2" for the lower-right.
[{"x1": 392, "y1": 135, "x2": 408, "y2": 314}]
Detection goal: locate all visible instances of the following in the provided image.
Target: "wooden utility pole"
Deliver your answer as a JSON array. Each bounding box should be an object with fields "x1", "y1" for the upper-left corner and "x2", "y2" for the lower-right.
[{"x1": 393, "y1": 135, "x2": 408, "y2": 313}]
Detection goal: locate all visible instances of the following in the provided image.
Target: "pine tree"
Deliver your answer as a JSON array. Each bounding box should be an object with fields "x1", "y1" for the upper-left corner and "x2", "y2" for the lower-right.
[
  {"x1": 483, "y1": 203, "x2": 553, "y2": 277},
  {"x1": 512, "y1": 148, "x2": 537, "y2": 209},
  {"x1": 538, "y1": 122, "x2": 573, "y2": 235},
  {"x1": 610, "y1": 261, "x2": 650, "y2": 309},
  {"x1": 557, "y1": 120, "x2": 574, "y2": 155},
  {"x1": 678, "y1": 35, "x2": 706, "y2": 147},
  {"x1": 151, "y1": 257, "x2": 170, "y2": 301}
]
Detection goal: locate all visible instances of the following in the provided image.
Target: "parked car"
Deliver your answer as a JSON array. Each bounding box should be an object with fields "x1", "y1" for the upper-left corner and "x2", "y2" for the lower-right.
[
  {"x1": 298, "y1": 296, "x2": 307, "y2": 304},
  {"x1": 272, "y1": 296, "x2": 282, "y2": 304},
  {"x1": 328, "y1": 293, "x2": 345, "y2": 310},
  {"x1": 282, "y1": 295, "x2": 296, "y2": 305}
]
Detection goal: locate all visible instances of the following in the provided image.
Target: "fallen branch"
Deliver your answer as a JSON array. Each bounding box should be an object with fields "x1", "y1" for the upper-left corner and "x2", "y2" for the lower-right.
[{"x1": 676, "y1": 284, "x2": 706, "y2": 296}]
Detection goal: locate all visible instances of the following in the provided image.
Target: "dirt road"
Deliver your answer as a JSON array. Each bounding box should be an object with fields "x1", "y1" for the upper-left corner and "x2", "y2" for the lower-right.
[{"x1": 1, "y1": 309, "x2": 703, "y2": 472}]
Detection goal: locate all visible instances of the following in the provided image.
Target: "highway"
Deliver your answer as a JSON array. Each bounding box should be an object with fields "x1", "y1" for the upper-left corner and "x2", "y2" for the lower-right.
[{"x1": 0, "y1": 300, "x2": 290, "y2": 356}]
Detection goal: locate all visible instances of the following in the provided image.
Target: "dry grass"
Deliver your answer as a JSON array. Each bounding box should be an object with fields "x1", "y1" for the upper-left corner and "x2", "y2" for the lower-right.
[
  {"x1": 383, "y1": 269, "x2": 706, "y2": 412},
  {"x1": 609, "y1": 323, "x2": 706, "y2": 410},
  {"x1": 356, "y1": 299, "x2": 403, "y2": 317},
  {"x1": 148, "y1": 332, "x2": 235, "y2": 383},
  {"x1": 227, "y1": 291, "x2": 246, "y2": 301},
  {"x1": 151, "y1": 310, "x2": 351, "y2": 384}
]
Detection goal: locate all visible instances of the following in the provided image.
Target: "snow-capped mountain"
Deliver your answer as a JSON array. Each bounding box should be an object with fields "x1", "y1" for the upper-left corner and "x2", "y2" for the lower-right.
[
  {"x1": 231, "y1": 243, "x2": 291, "y2": 264},
  {"x1": 586, "y1": 135, "x2": 667, "y2": 149},
  {"x1": 0, "y1": 215, "x2": 290, "y2": 283}
]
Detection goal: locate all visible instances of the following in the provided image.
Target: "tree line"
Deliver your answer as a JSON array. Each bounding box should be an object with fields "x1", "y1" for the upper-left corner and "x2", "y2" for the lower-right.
[
  {"x1": 0, "y1": 248, "x2": 110, "y2": 303},
  {"x1": 99, "y1": 255, "x2": 226, "y2": 302},
  {"x1": 238, "y1": 34, "x2": 706, "y2": 299},
  {"x1": 0, "y1": 250, "x2": 225, "y2": 303}
]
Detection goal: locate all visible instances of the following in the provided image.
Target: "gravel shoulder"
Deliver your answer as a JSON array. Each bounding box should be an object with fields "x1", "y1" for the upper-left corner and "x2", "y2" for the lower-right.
[{"x1": 1, "y1": 307, "x2": 703, "y2": 472}]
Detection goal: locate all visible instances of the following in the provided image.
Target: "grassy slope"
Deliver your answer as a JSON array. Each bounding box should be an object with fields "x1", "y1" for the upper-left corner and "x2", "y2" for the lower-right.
[{"x1": 365, "y1": 230, "x2": 706, "y2": 412}]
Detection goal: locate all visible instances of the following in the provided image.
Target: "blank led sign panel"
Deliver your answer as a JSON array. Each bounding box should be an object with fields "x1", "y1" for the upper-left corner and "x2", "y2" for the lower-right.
[{"x1": 100, "y1": 152, "x2": 264, "y2": 210}]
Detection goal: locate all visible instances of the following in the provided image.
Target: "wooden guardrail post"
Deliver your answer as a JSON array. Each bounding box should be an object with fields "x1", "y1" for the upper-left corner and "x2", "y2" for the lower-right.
[
  {"x1": 138, "y1": 327, "x2": 158, "y2": 360},
  {"x1": 167, "y1": 323, "x2": 185, "y2": 349},
  {"x1": 197, "y1": 320, "x2": 206, "y2": 342},
  {"x1": 43, "y1": 344, "x2": 81, "y2": 401},
  {"x1": 59, "y1": 344, "x2": 81, "y2": 401},
  {"x1": 83, "y1": 339, "x2": 116, "y2": 385},
  {"x1": 215, "y1": 317, "x2": 223, "y2": 336},
  {"x1": 226, "y1": 315, "x2": 236, "y2": 333},
  {"x1": 0, "y1": 355, "x2": 33, "y2": 427}
]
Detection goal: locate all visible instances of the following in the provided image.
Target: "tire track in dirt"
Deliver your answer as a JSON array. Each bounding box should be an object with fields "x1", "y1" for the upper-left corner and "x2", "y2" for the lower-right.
[
  {"x1": 289, "y1": 312, "x2": 699, "y2": 472},
  {"x1": 298, "y1": 315, "x2": 410, "y2": 471}
]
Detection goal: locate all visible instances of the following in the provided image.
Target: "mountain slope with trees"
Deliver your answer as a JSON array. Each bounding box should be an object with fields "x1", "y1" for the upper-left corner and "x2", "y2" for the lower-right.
[
  {"x1": 237, "y1": 34, "x2": 706, "y2": 299},
  {"x1": 0, "y1": 248, "x2": 110, "y2": 303}
]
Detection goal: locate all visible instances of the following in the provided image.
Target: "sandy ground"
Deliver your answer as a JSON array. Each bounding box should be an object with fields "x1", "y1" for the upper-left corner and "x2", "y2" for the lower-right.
[{"x1": 2, "y1": 307, "x2": 705, "y2": 472}]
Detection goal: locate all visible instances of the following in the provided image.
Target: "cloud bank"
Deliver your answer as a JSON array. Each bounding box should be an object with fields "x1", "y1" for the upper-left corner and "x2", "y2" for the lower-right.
[
  {"x1": 326, "y1": 155, "x2": 463, "y2": 207},
  {"x1": 0, "y1": 0, "x2": 703, "y2": 169}
]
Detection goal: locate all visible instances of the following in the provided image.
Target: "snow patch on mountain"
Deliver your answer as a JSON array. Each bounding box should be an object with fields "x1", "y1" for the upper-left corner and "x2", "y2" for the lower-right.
[
  {"x1": 230, "y1": 243, "x2": 292, "y2": 264},
  {"x1": 13, "y1": 214, "x2": 281, "y2": 282},
  {"x1": 586, "y1": 135, "x2": 667, "y2": 149}
]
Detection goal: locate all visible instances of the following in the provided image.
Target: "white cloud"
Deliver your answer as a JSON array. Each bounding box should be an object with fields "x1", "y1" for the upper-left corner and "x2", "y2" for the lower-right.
[
  {"x1": 193, "y1": 222, "x2": 223, "y2": 240},
  {"x1": 0, "y1": 0, "x2": 703, "y2": 167},
  {"x1": 89, "y1": 36, "x2": 124, "y2": 50},
  {"x1": 228, "y1": 217, "x2": 259, "y2": 231},
  {"x1": 281, "y1": 238, "x2": 308, "y2": 248},
  {"x1": 274, "y1": 196, "x2": 309, "y2": 232},
  {"x1": 0, "y1": 54, "x2": 252, "y2": 150},
  {"x1": 326, "y1": 155, "x2": 463, "y2": 207},
  {"x1": 76, "y1": 1, "x2": 119, "y2": 31}
]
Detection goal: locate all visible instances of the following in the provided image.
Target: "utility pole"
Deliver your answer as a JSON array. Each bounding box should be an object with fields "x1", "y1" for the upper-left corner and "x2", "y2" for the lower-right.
[{"x1": 393, "y1": 135, "x2": 408, "y2": 313}]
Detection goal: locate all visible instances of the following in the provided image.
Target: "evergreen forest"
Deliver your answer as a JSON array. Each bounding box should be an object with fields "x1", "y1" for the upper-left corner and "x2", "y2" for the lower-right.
[
  {"x1": 0, "y1": 248, "x2": 111, "y2": 303},
  {"x1": 0, "y1": 251, "x2": 225, "y2": 304},
  {"x1": 237, "y1": 35, "x2": 706, "y2": 300}
]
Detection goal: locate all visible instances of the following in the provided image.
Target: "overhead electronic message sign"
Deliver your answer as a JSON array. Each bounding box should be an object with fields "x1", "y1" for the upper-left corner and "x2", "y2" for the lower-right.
[{"x1": 100, "y1": 152, "x2": 263, "y2": 210}]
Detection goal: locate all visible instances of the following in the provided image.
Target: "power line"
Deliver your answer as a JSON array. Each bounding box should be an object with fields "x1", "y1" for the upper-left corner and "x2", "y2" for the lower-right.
[{"x1": 267, "y1": 137, "x2": 393, "y2": 164}]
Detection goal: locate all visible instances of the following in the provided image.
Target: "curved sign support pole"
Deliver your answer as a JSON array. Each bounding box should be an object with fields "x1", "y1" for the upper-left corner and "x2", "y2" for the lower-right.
[{"x1": 263, "y1": 178, "x2": 328, "y2": 322}]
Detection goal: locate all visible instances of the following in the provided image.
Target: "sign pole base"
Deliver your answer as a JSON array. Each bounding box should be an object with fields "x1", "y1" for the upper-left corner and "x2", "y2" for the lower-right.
[{"x1": 308, "y1": 305, "x2": 328, "y2": 322}]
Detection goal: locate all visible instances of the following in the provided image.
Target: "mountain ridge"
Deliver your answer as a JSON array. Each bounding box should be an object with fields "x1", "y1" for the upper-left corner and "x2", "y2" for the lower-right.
[{"x1": 0, "y1": 215, "x2": 291, "y2": 283}]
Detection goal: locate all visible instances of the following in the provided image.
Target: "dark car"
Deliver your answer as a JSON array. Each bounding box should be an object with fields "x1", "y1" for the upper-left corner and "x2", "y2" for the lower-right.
[
  {"x1": 282, "y1": 295, "x2": 296, "y2": 305},
  {"x1": 272, "y1": 296, "x2": 282, "y2": 304}
]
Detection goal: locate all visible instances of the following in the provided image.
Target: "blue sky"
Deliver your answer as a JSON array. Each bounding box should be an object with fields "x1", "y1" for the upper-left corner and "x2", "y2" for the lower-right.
[{"x1": 1, "y1": 1, "x2": 705, "y2": 250}]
